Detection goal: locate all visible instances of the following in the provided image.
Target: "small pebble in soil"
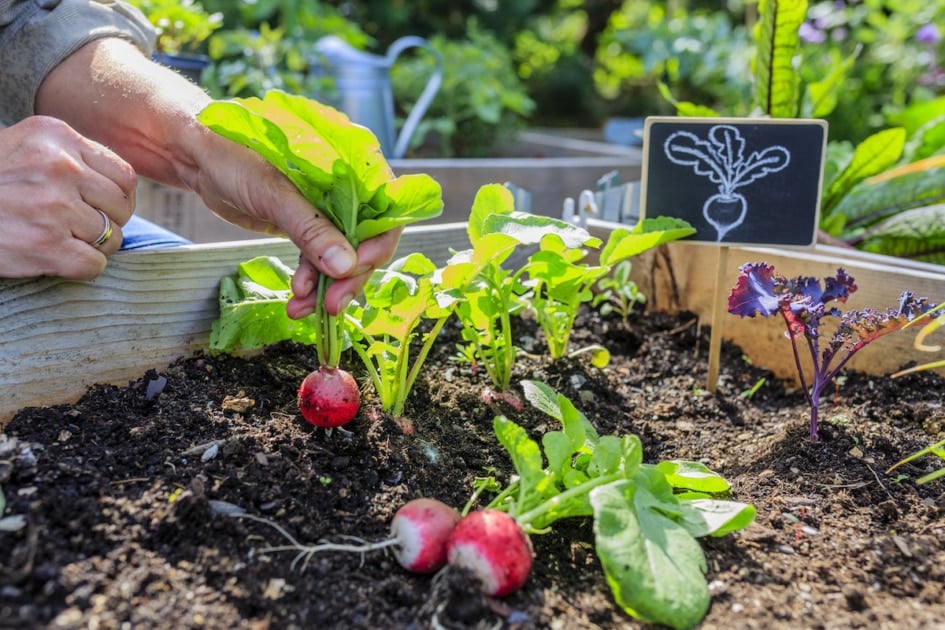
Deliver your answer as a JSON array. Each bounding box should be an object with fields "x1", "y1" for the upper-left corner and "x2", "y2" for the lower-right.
[{"x1": 843, "y1": 585, "x2": 869, "y2": 611}]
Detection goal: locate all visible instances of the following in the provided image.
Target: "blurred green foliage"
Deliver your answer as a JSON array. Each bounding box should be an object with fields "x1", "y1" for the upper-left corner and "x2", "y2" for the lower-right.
[
  {"x1": 595, "y1": 3, "x2": 755, "y2": 118},
  {"x1": 180, "y1": 0, "x2": 944, "y2": 155},
  {"x1": 391, "y1": 22, "x2": 536, "y2": 157},
  {"x1": 798, "y1": 0, "x2": 945, "y2": 143},
  {"x1": 126, "y1": 0, "x2": 222, "y2": 54}
]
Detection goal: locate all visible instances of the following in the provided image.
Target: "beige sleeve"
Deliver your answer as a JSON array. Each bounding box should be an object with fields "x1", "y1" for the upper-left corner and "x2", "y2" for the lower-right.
[{"x1": 0, "y1": 0, "x2": 156, "y2": 125}]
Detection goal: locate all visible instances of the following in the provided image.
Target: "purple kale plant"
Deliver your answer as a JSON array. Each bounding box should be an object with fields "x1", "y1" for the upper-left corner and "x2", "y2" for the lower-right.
[{"x1": 728, "y1": 262, "x2": 937, "y2": 441}]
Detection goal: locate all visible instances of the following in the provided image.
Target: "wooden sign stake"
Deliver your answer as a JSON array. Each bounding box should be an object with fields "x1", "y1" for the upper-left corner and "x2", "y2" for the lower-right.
[{"x1": 706, "y1": 246, "x2": 729, "y2": 392}]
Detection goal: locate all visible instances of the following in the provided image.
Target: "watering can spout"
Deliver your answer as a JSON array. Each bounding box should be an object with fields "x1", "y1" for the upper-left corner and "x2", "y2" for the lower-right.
[{"x1": 312, "y1": 35, "x2": 443, "y2": 159}]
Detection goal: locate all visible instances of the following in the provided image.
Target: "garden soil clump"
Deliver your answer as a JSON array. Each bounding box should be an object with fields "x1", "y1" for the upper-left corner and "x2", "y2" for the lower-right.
[{"x1": 2, "y1": 308, "x2": 945, "y2": 629}]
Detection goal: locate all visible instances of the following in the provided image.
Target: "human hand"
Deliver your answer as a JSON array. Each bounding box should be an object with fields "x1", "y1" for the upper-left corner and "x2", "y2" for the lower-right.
[
  {"x1": 0, "y1": 117, "x2": 136, "y2": 279},
  {"x1": 31, "y1": 37, "x2": 400, "y2": 307},
  {"x1": 183, "y1": 128, "x2": 402, "y2": 317},
  {"x1": 286, "y1": 227, "x2": 404, "y2": 319}
]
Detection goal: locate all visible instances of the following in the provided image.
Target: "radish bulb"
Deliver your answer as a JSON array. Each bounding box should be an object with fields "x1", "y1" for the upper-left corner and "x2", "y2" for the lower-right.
[
  {"x1": 390, "y1": 498, "x2": 461, "y2": 572},
  {"x1": 447, "y1": 509, "x2": 533, "y2": 596},
  {"x1": 297, "y1": 366, "x2": 360, "y2": 428},
  {"x1": 231, "y1": 498, "x2": 460, "y2": 574}
]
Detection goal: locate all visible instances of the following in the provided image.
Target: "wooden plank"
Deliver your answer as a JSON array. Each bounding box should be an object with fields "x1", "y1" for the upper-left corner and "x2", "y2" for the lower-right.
[{"x1": 0, "y1": 224, "x2": 469, "y2": 423}]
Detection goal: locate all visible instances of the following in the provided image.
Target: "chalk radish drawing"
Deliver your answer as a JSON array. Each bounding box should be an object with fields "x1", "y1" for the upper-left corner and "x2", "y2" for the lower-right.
[{"x1": 664, "y1": 125, "x2": 790, "y2": 241}]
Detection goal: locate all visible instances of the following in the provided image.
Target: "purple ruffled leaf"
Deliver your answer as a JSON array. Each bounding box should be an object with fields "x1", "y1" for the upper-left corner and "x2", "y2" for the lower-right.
[
  {"x1": 728, "y1": 262, "x2": 779, "y2": 317},
  {"x1": 727, "y1": 263, "x2": 937, "y2": 442}
]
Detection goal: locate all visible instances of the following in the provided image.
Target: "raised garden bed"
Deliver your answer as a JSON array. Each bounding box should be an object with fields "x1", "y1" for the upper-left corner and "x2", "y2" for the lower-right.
[
  {"x1": 2, "y1": 221, "x2": 944, "y2": 629},
  {"x1": 3, "y1": 222, "x2": 941, "y2": 421}
]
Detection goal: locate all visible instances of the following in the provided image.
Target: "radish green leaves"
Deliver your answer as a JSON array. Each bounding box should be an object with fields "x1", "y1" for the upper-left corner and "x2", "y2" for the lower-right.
[
  {"x1": 198, "y1": 91, "x2": 443, "y2": 369},
  {"x1": 198, "y1": 91, "x2": 443, "y2": 247}
]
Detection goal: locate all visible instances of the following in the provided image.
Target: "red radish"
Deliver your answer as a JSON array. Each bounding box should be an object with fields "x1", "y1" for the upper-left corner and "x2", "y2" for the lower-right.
[
  {"x1": 297, "y1": 366, "x2": 360, "y2": 428},
  {"x1": 390, "y1": 498, "x2": 461, "y2": 572},
  {"x1": 231, "y1": 497, "x2": 460, "y2": 574},
  {"x1": 447, "y1": 509, "x2": 533, "y2": 597}
]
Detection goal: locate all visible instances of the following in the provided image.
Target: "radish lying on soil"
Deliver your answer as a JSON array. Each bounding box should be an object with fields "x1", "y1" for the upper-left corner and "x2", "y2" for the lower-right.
[
  {"x1": 297, "y1": 366, "x2": 360, "y2": 428},
  {"x1": 221, "y1": 497, "x2": 460, "y2": 574},
  {"x1": 390, "y1": 498, "x2": 462, "y2": 572},
  {"x1": 446, "y1": 509, "x2": 533, "y2": 597}
]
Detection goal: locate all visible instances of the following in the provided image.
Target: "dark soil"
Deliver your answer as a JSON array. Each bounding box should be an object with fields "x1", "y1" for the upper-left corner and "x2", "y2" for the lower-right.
[{"x1": 2, "y1": 308, "x2": 944, "y2": 630}]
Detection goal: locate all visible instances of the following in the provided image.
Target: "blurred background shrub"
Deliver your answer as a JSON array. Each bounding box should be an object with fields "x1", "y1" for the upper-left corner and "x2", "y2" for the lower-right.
[{"x1": 152, "y1": 0, "x2": 943, "y2": 157}]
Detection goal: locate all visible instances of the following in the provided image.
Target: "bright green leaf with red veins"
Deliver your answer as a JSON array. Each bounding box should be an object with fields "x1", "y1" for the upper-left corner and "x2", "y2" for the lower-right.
[{"x1": 198, "y1": 90, "x2": 443, "y2": 247}]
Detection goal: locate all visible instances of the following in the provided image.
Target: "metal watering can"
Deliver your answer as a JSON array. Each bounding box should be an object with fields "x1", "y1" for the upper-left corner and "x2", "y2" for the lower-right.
[{"x1": 312, "y1": 35, "x2": 443, "y2": 159}]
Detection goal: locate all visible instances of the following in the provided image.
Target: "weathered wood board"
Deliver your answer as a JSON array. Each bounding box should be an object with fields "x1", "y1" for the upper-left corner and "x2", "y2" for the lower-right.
[
  {"x1": 2, "y1": 219, "x2": 943, "y2": 424},
  {"x1": 0, "y1": 224, "x2": 469, "y2": 424}
]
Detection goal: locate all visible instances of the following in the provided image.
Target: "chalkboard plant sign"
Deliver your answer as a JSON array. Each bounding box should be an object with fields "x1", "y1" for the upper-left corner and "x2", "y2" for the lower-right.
[
  {"x1": 657, "y1": 0, "x2": 945, "y2": 263},
  {"x1": 641, "y1": 117, "x2": 828, "y2": 247}
]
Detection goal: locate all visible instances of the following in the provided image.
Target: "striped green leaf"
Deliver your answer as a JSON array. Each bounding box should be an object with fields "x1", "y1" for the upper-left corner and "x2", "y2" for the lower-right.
[
  {"x1": 821, "y1": 127, "x2": 906, "y2": 216},
  {"x1": 753, "y1": 0, "x2": 807, "y2": 117},
  {"x1": 859, "y1": 203, "x2": 945, "y2": 264},
  {"x1": 831, "y1": 165, "x2": 945, "y2": 233}
]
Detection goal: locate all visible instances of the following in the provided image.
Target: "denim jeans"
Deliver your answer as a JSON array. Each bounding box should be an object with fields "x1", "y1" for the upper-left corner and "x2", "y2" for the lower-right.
[{"x1": 119, "y1": 216, "x2": 192, "y2": 250}]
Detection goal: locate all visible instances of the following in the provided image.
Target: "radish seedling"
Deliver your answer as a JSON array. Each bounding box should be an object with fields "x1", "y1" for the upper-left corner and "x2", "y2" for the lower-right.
[
  {"x1": 438, "y1": 184, "x2": 602, "y2": 390},
  {"x1": 198, "y1": 91, "x2": 443, "y2": 425},
  {"x1": 345, "y1": 253, "x2": 459, "y2": 425},
  {"x1": 222, "y1": 497, "x2": 460, "y2": 574}
]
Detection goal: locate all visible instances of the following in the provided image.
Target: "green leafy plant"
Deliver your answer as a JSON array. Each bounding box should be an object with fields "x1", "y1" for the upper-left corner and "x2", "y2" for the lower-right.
[
  {"x1": 210, "y1": 256, "x2": 317, "y2": 351},
  {"x1": 887, "y1": 437, "x2": 945, "y2": 485},
  {"x1": 523, "y1": 238, "x2": 609, "y2": 361},
  {"x1": 198, "y1": 90, "x2": 443, "y2": 371},
  {"x1": 391, "y1": 21, "x2": 536, "y2": 157},
  {"x1": 437, "y1": 184, "x2": 601, "y2": 390},
  {"x1": 821, "y1": 147, "x2": 945, "y2": 264},
  {"x1": 593, "y1": 260, "x2": 643, "y2": 322},
  {"x1": 592, "y1": 218, "x2": 697, "y2": 325},
  {"x1": 126, "y1": 0, "x2": 222, "y2": 55},
  {"x1": 345, "y1": 253, "x2": 457, "y2": 424},
  {"x1": 465, "y1": 380, "x2": 754, "y2": 630}
]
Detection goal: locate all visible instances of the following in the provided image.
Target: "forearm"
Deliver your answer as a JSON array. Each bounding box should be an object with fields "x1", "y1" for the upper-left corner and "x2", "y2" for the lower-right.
[{"x1": 34, "y1": 37, "x2": 213, "y2": 190}]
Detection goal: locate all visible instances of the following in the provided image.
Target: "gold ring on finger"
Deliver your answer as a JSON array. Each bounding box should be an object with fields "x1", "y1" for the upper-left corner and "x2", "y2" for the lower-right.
[{"x1": 91, "y1": 209, "x2": 113, "y2": 248}]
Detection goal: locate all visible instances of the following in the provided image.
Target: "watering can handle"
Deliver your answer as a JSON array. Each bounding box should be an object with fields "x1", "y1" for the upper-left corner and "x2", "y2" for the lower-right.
[{"x1": 386, "y1": 36, "x2": 443, "y2": 159}]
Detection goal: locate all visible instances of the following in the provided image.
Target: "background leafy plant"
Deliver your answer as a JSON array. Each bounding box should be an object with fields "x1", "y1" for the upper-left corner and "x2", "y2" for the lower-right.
[
  {"x1": 199, "y1": 0, "x2": 369, "y2": 99},
  {"x1": 391, "y1": 21, "x2": 536, "y2": 157},
  {"x1": 126, "y1": 0, "x2": 222, "y2": 54},
  {"x1": 594, "y1": 3, "x2": 755, "y2": 118}
]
